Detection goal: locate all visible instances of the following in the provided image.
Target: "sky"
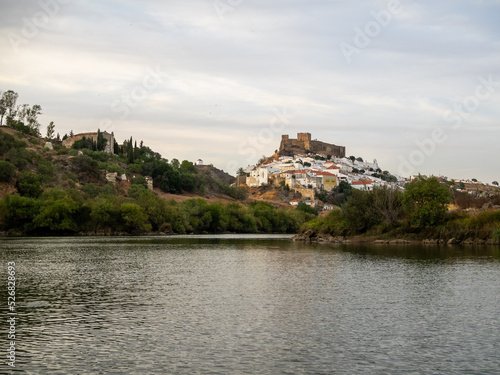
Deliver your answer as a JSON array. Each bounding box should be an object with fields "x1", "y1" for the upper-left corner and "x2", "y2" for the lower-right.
[{"x1": 1, "y1": 0, "x2": 499, "y2": 182}]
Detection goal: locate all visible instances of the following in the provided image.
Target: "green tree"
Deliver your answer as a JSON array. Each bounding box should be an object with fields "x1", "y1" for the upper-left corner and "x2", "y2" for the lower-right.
[
  {"x1": 0, "y1": 90, "x2": 18, "y2": 125},
  {"x1": 180, "y1": 160, "x2": 197, "y2": 174},
  {"x1": 0, "y1": 160, "x2": 16, "y2": 182},
  {"x1": 402, "y1": 176, "x2": 452, "y2": 227},
  {"x1": 46, "y1": 121, "x2": 55, "y2": 140},
  {"x1": 121, "y1": 203, "x2": 151, "y2": 232},
  {"x1": 297, "y1": 201, "x2": 318, "y2": 216},
  {"x1": 131, "y1": 175, "x2": 148, "y2": 189},
  {"x1": 33, "y1": 189, "x2": 80, "y2": 232},
  {"x1": 26, "y1": 104, "x2": 42, "y2": 136},
  {"x1": 16, "y1": 172, "x2": 42, "y2": 198},
  {"x1": 1, "y1": 194, "x2": 39, "y2": 232},
  {"x1": 337, "y1": 180, "x2": 353, "y2": 198}
]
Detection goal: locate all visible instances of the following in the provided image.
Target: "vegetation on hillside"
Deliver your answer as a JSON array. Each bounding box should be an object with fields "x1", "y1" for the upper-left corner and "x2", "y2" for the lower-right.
[
  {"x1": 301, "y1": 177, "x2": 500, "y2": 242},
  {"x1": 0, "y1": 126, "x2": 315, "y2": 235}
]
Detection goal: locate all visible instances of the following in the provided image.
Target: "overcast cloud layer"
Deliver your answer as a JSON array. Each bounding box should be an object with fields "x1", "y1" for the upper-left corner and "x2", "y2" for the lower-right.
[{"x1": 1, "y1": 0, "x2": 499, "y2": 181}]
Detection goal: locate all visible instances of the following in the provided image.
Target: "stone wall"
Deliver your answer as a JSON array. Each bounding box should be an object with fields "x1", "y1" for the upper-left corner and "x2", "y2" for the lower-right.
[
  {"x1": 62, "y1": 131, "x2": 115, "y2": 154},
  {"x1": 279, "y1": 132, "x2": 345, "y2": 158}
]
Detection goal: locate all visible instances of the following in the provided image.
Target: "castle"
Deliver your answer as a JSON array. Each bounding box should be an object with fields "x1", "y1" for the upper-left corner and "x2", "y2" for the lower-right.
[
  {"x1": 62, "y1": 131, "x2": 115, "y2": 154},
  {"x1": 279, "y1": 132, "x2": 345, "y2": 158}
]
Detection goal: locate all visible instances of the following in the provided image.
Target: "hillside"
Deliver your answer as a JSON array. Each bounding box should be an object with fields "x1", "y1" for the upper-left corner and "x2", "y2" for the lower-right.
[{"x1": 0, "y1": 126, "x2": 317, "y2": 235}]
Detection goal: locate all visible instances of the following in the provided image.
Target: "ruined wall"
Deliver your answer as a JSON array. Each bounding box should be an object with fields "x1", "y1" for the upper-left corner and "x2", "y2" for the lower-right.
[
  {"x1": 62, "y1": 131, "x2": 115, "y2": 154},
  {"x1": 279, "y1": 133, "x2": 345, "y2": 158}
]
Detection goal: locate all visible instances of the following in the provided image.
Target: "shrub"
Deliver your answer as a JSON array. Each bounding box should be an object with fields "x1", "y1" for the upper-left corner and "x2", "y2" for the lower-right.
[
  {"x1": 120, "y1": 203, "x2": 151, "y2": 233},
  {"x1": 297, "y1": 202, "x2": 318, "y2": 216},
  {"x1": 16, "y1": 172, "x2": 43, "y2": 198},
  {"x1": 0, "y1": 161, "x2": 16, "y2": 182},
  {"x1": 131, "y1": 176, "x2": 148, "y2": 189},
  {"x1": 1, "y1": 195, "x2": 40, "y2": 232},
  {"x1": 36, "y1": 159, "x2": 54, "y2": 183},
  {"x1": 57, "y1": 147, "x2": 69, "y2": 155}
]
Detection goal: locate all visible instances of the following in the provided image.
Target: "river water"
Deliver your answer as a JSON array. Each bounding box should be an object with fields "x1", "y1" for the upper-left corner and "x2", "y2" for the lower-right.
[{"x1": 0, "y1": 235, "x2": 499, "y2": 374}]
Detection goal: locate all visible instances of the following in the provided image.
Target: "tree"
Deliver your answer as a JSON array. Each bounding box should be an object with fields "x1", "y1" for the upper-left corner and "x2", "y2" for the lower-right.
[
  {"x1": 0, "y1": 90, "x2": 19, "y2": 125},
  {"x1": 15, "y1": 104, "x2": 28, "y2": 123},
  {"x1": 402, "y1": 176, "x2": 452, "y2": 227},
  {"x1": 121, "y1": 203, "x2": 151, "y2": 232},
  {"x1": 349, "y1": 156, "x2": 356, "y2": 163},
  {"x1": 46, "y1": 121, "x2": 55, "y2": 140},
  {"x1": 237, "y1": 167, "x2": 246, "y2": 176},
  {"x1": 0, "y1": 161, "x2": 16, "y2": 182},
  {"x1": 26, "y1": 104, "x2": 42, "y2": 136},
  {"x1": 356, "y1": 157, "x2": 363, "y2": 162},
  {"x1": 493, "y1": 181, "x2": 499, "y2": 186},
  {"x1": 16, "y1": 172, "x2": 43, "y2": 198},
  {"x1": 472, "y1": 178, "x2": 477, "y2": 182},
  {"x1": 338, "y1": 180, "x2": 353, "y2": 198},
  {"x1": 69, "y1": 130, "x2": 74, "y2": 137},
  {"x1": 297, "y1": 202, "x2": 318, "y2": 216}
]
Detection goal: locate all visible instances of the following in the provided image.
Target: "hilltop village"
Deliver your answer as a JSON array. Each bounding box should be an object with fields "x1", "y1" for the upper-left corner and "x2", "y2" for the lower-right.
[{"x1": 238, "y1": 132, "x2": 400, "y2": 208}]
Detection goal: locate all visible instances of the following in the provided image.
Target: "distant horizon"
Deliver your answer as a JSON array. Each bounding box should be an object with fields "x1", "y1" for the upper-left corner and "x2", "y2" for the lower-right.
[{"x1": 1, "y1": 0, "x2": 499, "y2": 183}]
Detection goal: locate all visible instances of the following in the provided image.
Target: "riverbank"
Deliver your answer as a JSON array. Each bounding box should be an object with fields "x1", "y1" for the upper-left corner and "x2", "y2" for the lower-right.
[{"x1": 292, "y1": 229, "x2": 500, "y2": 246}]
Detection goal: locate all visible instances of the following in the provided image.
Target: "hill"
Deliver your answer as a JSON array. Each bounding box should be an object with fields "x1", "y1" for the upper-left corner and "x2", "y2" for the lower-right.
[{"x1": 0, "y1": 126, "x2": 316, "y2": 235}]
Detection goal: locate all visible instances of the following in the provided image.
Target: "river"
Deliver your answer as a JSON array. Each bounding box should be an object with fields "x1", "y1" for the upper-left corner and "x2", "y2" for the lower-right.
[{"x1": 1, "y1": 235, "x2": 499, "y2": 374}]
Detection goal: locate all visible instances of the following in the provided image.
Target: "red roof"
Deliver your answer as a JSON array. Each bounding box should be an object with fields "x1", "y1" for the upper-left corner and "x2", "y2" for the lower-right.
[
  {"x1": 327, "y1": 165, "x2": 340, "y2": 170},
  {"x1": 352, "y1": 179, "x2": 374, "y2": 185}
]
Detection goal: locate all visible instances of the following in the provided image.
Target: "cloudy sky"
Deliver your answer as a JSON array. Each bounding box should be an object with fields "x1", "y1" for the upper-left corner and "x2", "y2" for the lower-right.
[{"x1": 1, "y1": 0, "x2": 499, "y2": 181}]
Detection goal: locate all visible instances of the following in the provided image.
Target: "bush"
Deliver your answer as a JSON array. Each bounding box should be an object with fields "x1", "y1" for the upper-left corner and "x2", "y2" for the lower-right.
[
  {"x1": 403, "y1": 176, "x2": 453, "y2": 227},
  {"x1": 6, "y1": 148, "x2": 30, "y2": 170},
  {"x1": 0, "y1": 161, "x2": 16, "y2": 182},
  {"x1": 33, "y1": 189, "x2": 80, "y2": 232},
  {"x1": 1, "y1": 195, "x2": 40, "y2": 232},
  {"x1": 36, "y1": 159, "x2": 54, "y2": 183},
  {"x1": 121, "y1": 203, "x2": 151, "y2": 233},
  {"x1": 297, "y1": 202, "x2": 318, "y2": 216},
  {"x1": 57, "y1": 147, "x2": 69, "y2": 155},
  {"x1": 131, "y1": 176, "x2": 148, "y2": 189},
  {"x1": 16, "y1": 172, "x2": 43, "y2": 198}
]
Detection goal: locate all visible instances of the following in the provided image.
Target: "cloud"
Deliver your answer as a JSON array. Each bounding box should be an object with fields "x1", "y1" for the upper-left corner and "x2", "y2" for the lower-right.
[{"x1": 1, "y1": 0, "x2": 499, "y2": 181}]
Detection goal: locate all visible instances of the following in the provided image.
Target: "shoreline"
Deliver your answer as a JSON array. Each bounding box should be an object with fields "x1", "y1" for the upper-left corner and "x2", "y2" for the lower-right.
[
  {"x1": 1, "y1": 230, "x2": 499, "y2": 246},
  {"x1": 291, "y1": 230, "x2": 500, "y2": 246}
]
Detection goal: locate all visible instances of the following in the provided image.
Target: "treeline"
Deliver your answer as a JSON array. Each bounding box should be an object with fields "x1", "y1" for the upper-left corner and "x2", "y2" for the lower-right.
[
  {"x1": 302, "y1": 176, "x2": 500, "y2": 242},
  {"x1": 0, "y1": 183, "x2": 315, "y2": 235},
  {"x1": 0, "y1": 90, "x2": 45, "y2": 137}
]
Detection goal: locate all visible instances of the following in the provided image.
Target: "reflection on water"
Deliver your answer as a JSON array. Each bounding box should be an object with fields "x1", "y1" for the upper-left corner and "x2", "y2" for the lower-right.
[{"x1": 0, "y1": 236, "x2": 499, "y2": 374}]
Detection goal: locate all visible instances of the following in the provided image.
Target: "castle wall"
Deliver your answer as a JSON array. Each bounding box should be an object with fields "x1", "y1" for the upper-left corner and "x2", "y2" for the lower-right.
[{"x1": 278, "y1": 132, "x2": 345, "y2": 158}]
